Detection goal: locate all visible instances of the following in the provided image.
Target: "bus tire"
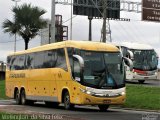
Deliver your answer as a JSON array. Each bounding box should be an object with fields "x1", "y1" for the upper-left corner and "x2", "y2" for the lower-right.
[
  {"x1": 63, "y1": 91, "x2": 74, "y2": 110},
  {"x1": 98, "y1": 105, "x2": 109, "y2": 112},
  {"x1": 20, "y1": 89, "x2": 26, "y2": 105},
  {"x1": 138, "y1": 80, "x2": 145, "y2": 84},
  {"x1": 15, "y1": 90, "x2": 21, "y2": 105}
]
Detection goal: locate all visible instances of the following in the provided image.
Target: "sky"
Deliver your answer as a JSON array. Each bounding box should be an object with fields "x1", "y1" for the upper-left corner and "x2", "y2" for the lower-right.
[{"x1": 0, "y1": 0, "x2": 160, "y2": 62}]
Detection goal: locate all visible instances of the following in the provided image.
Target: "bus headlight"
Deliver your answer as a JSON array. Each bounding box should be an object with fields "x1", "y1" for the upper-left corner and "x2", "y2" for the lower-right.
[
  {"x1": 79, "y1": 87, "x2": 95, "y2": 95},
  {"x1": 79, "y1": 87, "x2": 86, "y2": 93},
  {"x1": 120, "y1": 91, "x2": 125, "y2": 95}
]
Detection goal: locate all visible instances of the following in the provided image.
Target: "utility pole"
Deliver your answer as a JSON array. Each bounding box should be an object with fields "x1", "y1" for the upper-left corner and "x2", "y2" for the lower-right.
[
  {"x1": 88, "y1": 16, "x2": 93, "y2": 41},
  {"x1": 11, "y1": 0, "x2": 21, "y2": 52},
  {"x1": 70, "y1": 0, "x2": 73, "y2": 40},
  {"x1": 102, "y1": 0, "x2": 107, "y2": 43},
  {"x1": 51, "y1": 0, "x2": 56, "y2": 43}
]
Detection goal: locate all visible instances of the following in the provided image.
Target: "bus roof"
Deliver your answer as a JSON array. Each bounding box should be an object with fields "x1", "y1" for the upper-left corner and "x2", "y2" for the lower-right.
[
  {"x1": 9, "y1": 40, "x2": 119, "y2": 56},
  {"x1": 119, "y1": 42, "x2": 154, "y2": 50}
]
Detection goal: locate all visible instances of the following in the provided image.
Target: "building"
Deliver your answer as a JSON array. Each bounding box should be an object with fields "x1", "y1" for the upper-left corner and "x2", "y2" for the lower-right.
[{"x1": 41, "y1": 15, "x2": 68, "y2": 45}]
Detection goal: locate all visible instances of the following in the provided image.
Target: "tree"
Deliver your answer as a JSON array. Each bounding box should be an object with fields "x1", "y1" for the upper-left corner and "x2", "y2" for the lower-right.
[{"x1": 2, "y1": 4, "x2": 47, "y2": 50}]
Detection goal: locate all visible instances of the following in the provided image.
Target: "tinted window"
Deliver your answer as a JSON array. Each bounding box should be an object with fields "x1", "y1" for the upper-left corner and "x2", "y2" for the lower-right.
[
  {"x1": 8, "y1": 48, "x2": 67, "y2": 70},
  {"x1": 7, "y1": 56, "x2": 12, "y2": 70},
  {"x1": 56, "y1": 49, "x2": 67, "y2": 70},
  {"x1": 26, "y1": 53, "x2": 34, "y2": 69},
  {"x1": 10, "y1": 56, "x2": 18, "y2": 70},
  {"x1": 44, "y1": 50, "x2": 57, "y2": 68},
  {"x1": 34, "y1": 52, "x2": 44, "y2": 69},
  {"x1": 18, "y1": 55, "x2": 25, "y2": 70}
]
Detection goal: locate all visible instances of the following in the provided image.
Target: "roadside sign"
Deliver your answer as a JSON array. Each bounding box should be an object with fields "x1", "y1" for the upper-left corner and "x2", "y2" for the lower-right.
[
  {"x1": 142, "y1": 0, "x2": 160, "y2": 22},
  {"x1": 73, "y1": 0, "x2": 120, "y2": 19}
]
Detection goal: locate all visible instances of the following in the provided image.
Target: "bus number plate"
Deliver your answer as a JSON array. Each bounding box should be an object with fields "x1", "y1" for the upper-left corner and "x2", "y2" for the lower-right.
[{"x1": 103, "y1": 100, "x2": 111, "y2": 104}]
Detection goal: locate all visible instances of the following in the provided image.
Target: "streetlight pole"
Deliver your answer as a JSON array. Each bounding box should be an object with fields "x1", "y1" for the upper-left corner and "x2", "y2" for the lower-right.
[
  {"x1": 70, "y1": 0, "x2": 73, "y2": 40},
  {"x1": 102, "y1": 0, "x2": 107, "y2": 43},
  {"x1": 11, "y1": 0, "x2": 21, "y2": 52},
  {"x1": 51, "y1": 0, "x2": 56, "y2": 43}
]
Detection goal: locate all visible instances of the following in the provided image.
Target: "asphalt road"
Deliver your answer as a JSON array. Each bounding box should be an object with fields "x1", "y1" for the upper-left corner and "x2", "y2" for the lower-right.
[
  {"x1": 0, "y1": 100, "x2": 159, "y2": 120},
  {"x1": 126, "y1": 79, "x2": 160, "y2": 87}
]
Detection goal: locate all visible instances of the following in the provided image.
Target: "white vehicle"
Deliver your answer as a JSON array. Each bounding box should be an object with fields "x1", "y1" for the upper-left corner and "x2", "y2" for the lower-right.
[{"x1": 118, "y1": 42, "x2": 158, "y2": 83}]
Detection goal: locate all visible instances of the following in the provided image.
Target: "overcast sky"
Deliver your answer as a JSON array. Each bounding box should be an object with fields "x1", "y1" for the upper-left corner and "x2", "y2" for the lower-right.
[{"x1": 0, "y1": 0, "x2": 160, "y2": 62}]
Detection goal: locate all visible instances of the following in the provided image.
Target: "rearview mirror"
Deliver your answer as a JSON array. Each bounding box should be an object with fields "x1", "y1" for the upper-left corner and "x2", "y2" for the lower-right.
[
  {"x1": 72, "y1": 55, "x2": 84, "y2": 83},
  {"x1": 126, "y1": 50, "x2": 134, "y2": 60},
  {"x1": 123, "y1": 57, "x2": 133, "y2": 71}
]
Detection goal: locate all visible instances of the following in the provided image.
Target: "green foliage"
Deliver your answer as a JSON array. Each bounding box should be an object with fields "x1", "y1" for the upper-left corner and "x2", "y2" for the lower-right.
[
  {"x1": 0, "y1": 80, "x2": 8, "y2": 99},
  {"x1": 123, "y1": 84, "x2": 160, "y2": 110},
  {"x1": 2, "y1": 4, "x2": 47, "y2": 50}
]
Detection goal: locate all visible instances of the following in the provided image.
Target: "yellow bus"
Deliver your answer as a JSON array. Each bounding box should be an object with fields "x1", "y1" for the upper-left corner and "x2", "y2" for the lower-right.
[{"x1": 6, "y1": 41, "x2": 132, "y2": 111}]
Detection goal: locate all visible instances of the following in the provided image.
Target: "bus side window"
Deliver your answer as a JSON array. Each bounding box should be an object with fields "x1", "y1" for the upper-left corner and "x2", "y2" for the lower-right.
[
  {"x1": 56, "y1": 49, "x2": 67, "y2": 70},
  {"x1": 10, "y1": 56, "x2": 17, "y2": 70},
  {"x1": 44, "y1": 50, "x2": 56, "y2": 68},
  {"x1": 18, "y1": 55, "x2": 25, "y2": 70},
  {"x1": 7, "y1": 56, "x2": 12, "y2": 70},
  {"x1": 34, "y1": 52, "x2": 45, "y2": 69},
  {"x1": 26, "y1": 53, "x2": 34, "y2": 69}
]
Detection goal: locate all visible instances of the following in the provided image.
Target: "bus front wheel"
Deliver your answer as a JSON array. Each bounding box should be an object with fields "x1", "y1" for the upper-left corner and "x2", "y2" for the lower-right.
[
  {"x1": 63, "y1": 91, "x2": 74, "y2": 110},
  {"x1": 98, "y1": 105, "x2": 109, "y2": 111}
]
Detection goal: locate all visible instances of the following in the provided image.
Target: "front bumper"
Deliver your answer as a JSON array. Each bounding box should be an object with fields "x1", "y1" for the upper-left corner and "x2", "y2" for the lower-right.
[
  {"x1": 78, "y1": 87, "x2": 126, "y2": 105},
  {"x1": 132, "y1": 74, "x2": 157, "y2": 80},
  {"x1": 81, "y1": 93, "x2": 126, "y2": 105}
]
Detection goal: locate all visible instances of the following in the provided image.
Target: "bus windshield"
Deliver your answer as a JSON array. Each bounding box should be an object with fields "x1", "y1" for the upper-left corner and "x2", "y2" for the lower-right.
[
  {"x1": 80, "y1": 51, "x2": 125, "y2": 89},
  {"x1": 130, "y1": 49, "x2": 158, "y2": 71}
]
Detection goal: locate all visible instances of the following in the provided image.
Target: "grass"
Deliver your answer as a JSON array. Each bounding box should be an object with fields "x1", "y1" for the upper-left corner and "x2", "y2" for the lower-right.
[
  {"x1": 0, "y1": 80, "x2": 8, "y2": 99},
  {"x1": 122, "y1": 84, "x2": 160, "y2": 110}
]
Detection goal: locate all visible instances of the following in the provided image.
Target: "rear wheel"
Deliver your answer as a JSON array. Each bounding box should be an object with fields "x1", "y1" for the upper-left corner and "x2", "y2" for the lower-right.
[
  {"x1": 98, "y1": 105, "x2": 109, "y2": 112},
  {"x1": 138, "y1": 80, "x2": 145, "y2": 84},
  {"x1": 20, "y1": 89, "x2": 34, "y2": 105},
  {"x1": 64, "y1": 91, "x2": 74, "y2": 110},
  {"x1": 15, "y1": 90, "x2": 21, "y2": 105},
  {"x1": 20, "y1": 90, "x2": 26, "y2": 105}
]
